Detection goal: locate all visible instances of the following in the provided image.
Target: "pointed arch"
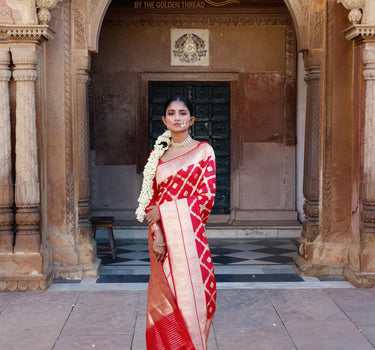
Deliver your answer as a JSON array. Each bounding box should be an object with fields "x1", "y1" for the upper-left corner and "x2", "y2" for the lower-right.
[
  {"x1": 283, "y1": 0, "x2": 309, "y2": 51},
  {"x1": 87, "y1": 0, "x2": 112, "y2": 52}
]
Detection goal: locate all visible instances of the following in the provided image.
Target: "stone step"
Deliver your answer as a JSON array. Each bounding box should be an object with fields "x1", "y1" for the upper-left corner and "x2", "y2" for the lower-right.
[{"x1": 95, "y1": 225, "x2": 302, "y2": 239}]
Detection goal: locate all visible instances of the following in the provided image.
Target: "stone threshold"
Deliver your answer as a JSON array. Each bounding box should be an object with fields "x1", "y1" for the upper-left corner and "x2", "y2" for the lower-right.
[{"x1": 103, "y1": 225, "x2": 302, "y2": 239}]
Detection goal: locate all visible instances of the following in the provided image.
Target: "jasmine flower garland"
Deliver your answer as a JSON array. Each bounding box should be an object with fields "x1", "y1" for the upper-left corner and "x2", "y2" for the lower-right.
[{"x1": 135, "y1": 130, "x2": 172, "y2": 222}]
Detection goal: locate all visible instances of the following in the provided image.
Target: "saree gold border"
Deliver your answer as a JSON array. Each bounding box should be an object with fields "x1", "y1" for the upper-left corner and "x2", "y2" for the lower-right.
[{"x1": 160, "y1": 199, "x2": 208, "y2": 350}]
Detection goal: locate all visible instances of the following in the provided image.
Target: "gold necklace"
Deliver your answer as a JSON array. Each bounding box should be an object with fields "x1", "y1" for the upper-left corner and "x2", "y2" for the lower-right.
[{"x1": 171, "y1": 135, "x2": 192, "y2": 147}]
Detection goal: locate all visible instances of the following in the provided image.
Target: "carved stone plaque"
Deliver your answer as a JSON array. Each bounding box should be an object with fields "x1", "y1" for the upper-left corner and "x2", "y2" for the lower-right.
[{"x1": 171, "y1": 29, "x2": 209, "y2": 66}]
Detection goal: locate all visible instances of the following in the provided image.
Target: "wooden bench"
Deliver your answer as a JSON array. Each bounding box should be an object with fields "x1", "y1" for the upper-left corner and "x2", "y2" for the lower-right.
[{"x1": 91, "y1": 216, "x2": 117, "y2": 259}]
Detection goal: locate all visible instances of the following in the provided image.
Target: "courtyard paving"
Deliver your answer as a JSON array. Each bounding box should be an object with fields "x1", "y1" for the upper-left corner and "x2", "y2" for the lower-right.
[{"x1": 1, "y1": 288, "x2": 375, "y2": 350}]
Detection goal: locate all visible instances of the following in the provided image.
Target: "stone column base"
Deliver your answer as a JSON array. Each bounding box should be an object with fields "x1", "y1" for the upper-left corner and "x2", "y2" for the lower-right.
[
  {"x1": 52, "y1": 257, "x2": 101, "y2": 280},
  {"x1": 0, "y1": 273, "x2": 52, "y2": 291},
  {"x1": 294, "y1": 255, "x2": 345, "y2": 277},
  {"x1": 344, "y1": 265, "x2": 375, "y2": 288},
  {"x1": 0, "y1": 253, "x2": 43, "y2": 275}
]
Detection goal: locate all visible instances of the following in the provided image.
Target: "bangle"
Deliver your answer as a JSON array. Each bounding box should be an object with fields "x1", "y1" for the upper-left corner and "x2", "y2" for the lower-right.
[{"x1": 153, "y1": 241, "x2": 166, "y2": 247}]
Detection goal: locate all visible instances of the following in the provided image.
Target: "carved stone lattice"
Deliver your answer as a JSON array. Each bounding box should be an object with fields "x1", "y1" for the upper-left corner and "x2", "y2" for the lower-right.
[
  {"x1": 285, "y1": 24, "x2": 297, "y2": 146},
  {"x1": 73, "y1": 7, "x2": 86, "y2": 49}
]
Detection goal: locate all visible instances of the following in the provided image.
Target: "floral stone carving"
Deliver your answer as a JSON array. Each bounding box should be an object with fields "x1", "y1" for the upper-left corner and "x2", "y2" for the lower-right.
[{"x1": 337, "y1": 0, "x2": 364, "y2": 24}]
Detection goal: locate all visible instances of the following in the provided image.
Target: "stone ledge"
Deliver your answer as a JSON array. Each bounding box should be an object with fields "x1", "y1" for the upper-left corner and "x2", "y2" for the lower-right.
[
  {"x1": 294, "y1": 255, "x2": 345, "y2": 277},
  {"x1": 0, "y1": 273, "x2": 52, "y2": 292},
  {"x1": 344, "y1": 265, "x2": 375, "y2": 288},
  {"x1": 344, "y1": 24, "x2": 375, "y2": 41},
  {"x1": 52, "y1": 258, "x2": 101, "y2": 280},
  {"x1": 0, "y1": 25, "x2": 54, "y2": 42}
]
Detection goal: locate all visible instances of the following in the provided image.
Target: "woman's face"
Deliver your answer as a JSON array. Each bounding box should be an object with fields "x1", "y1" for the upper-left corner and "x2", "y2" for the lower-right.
[{"x1": 162, "y1": 100, "x2": 195, "y2": 133}]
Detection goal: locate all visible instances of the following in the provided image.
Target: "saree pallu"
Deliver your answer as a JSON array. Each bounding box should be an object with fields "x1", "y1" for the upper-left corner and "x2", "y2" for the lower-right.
[{"x1": 146, "y1": 142, "x2": 216, "y2": 350}]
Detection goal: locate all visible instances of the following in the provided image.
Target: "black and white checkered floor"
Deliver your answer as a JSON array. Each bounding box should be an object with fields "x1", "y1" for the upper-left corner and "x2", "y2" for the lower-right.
[
  {"x1": 49, "y1": 235, "x2": 353, "y2": 289},
  {"x1": 98, "y1": 238, "x2": 298, "y2": 266}
]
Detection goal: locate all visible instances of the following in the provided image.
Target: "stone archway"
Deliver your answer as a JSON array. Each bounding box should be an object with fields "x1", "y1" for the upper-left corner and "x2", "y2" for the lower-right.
[
  {"x1": 87, "y1": 1, "x2": 304, "y2": 226},
  {"x1": 87, "y1": 0, "x2": 309, "y2": 53},
  {"x1": 74, "y1": 0, "x2": 329, "y2": 283}
]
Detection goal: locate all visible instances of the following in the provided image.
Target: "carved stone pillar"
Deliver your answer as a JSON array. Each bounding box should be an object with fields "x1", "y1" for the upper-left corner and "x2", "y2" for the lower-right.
[
  {"x1": 0, "y1": 48, "x2": 13, "y2": 253},
  {"x1": 338, "y1": 1, "x2": 375, "y2": 286},
  {"x1": 11, "y1": 45, "x2": 40, "y2": 253},
  {"x1": 360, "y1": 42, "x2": 375, "y2": 270},
  {"x1": 76, "y1": 53, "x2": 95, "y2": 265},
  {"x1": 297, "y1": 51, "x2": 321, "y2": 263}
]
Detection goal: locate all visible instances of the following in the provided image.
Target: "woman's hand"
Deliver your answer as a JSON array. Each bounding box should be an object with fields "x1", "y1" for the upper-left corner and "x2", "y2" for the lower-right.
[
  {"x1": 153, "y1": 228, "x2": 166, "y2": 262},
  {"x1": 145, "y1": 205, "x2": 160, "y2": 226}
]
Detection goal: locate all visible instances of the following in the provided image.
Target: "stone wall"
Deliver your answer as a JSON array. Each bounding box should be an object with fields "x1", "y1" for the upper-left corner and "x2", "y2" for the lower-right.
[{"x1": 90, "y1": 7, "x2": 297, "y2": 223}]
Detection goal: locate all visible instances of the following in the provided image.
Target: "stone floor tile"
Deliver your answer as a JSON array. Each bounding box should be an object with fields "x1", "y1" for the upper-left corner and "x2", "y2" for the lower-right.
[
  {"x1": 53, "y1": 334, "x2": 133, "y2": 350},
  {"x1": 326, "y1": 288, "x2": 375, "y2": 308},
  {"x1": 131, "y1": 292, "x2": 147, "y2": 350},
  {"x1": 0, "y1": 292, "x2": 16, "y2": 312},
  {"x1": 215, "y1": 330, "x2": 296, "y2": 350},
  {"x1": 207, "y1": 325, "x2": 218, "y2": 350},
  {"x1": 9, "y1": 290, "x2": 80, "y2": 307},
  {"x1": 285, "y1": 319, "x2": 374, "y2": 350},
  {"x1": 326, "y1": 288, "x2": 375, "y2": 327},
  {"x1": 61, "y1": 291, "x2": 141, "y2": 336},
  {"x1": 214, "y1": 290, "x2": 285, "y2": 334},
  {"x1": 0, "y1": 296, "x2": 77, "y2": 350},
  {"x1": 2, "y1": 336, "x2": 58, "y2": 350},
  {"x1": 266, "y1": 289, "x2": 347, "y2": 322},
  {"x1": 359, "y1": 326, "x2": 375, "y2": 347}
]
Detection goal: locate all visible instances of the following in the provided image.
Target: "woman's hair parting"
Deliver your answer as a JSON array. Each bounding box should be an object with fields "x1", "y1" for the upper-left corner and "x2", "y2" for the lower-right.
[{"x1": 164, "y1": 95, "x2": 194, "y2": 116}]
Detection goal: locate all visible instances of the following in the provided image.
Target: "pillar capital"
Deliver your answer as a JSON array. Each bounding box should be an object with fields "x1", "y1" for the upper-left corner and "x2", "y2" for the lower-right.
[
  {"x1": 361, "y1": 42, "x2": 375, "y2": 71},
  {"x1": 12, "y1": 70, "x2": 37, "y2": 82},
  {"x1": 302, "y1": 50, "x2": 322, "y2": 83},
  {"x1": 0, "y1": 48, "x2": 10, "y2": 66},
  {"x1": 75, "y1": 50, "x2": 90, "y2": 71},
  {"x1": 10, "y1": 44, "x2": 37, "y2": 66}
]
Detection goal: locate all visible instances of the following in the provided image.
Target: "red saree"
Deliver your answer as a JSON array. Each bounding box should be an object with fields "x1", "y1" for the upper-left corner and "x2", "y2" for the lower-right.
[{"x1": 146, "y1": 142, "x2": 216, "y2": 350}]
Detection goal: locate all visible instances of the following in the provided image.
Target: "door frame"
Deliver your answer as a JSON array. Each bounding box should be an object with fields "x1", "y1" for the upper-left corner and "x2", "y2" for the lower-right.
[{"x1": 139, "y1": 72, "x2": 240, "y2": 223}]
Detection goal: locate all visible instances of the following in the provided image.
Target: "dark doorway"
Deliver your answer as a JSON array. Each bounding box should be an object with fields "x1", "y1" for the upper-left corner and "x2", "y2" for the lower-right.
[{"x1": 149, "y1": 81, "x2": 230, "y2": 214}]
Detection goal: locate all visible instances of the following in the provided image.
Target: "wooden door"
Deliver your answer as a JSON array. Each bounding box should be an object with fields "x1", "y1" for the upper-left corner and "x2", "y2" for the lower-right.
[{"x1": 149, "y1": 81, "x2": 230, "y2": 214}]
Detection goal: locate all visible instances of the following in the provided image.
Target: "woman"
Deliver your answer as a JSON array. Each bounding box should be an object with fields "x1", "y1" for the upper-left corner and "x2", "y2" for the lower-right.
[{"x1": 136, "y1": 95, "x2": 217, "y2": 350}]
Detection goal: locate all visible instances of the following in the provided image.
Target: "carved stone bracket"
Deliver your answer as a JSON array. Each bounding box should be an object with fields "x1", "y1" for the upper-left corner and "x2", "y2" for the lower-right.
[
  {"x1": 337, "y1": 0, "x2": 364, "y2": 25},
  {"x1": 36, "y1": 0, "x2": 60, "y2": 25},
  {"x1": 338, "y1": 0, "x2": 375, "y2": 40}
]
